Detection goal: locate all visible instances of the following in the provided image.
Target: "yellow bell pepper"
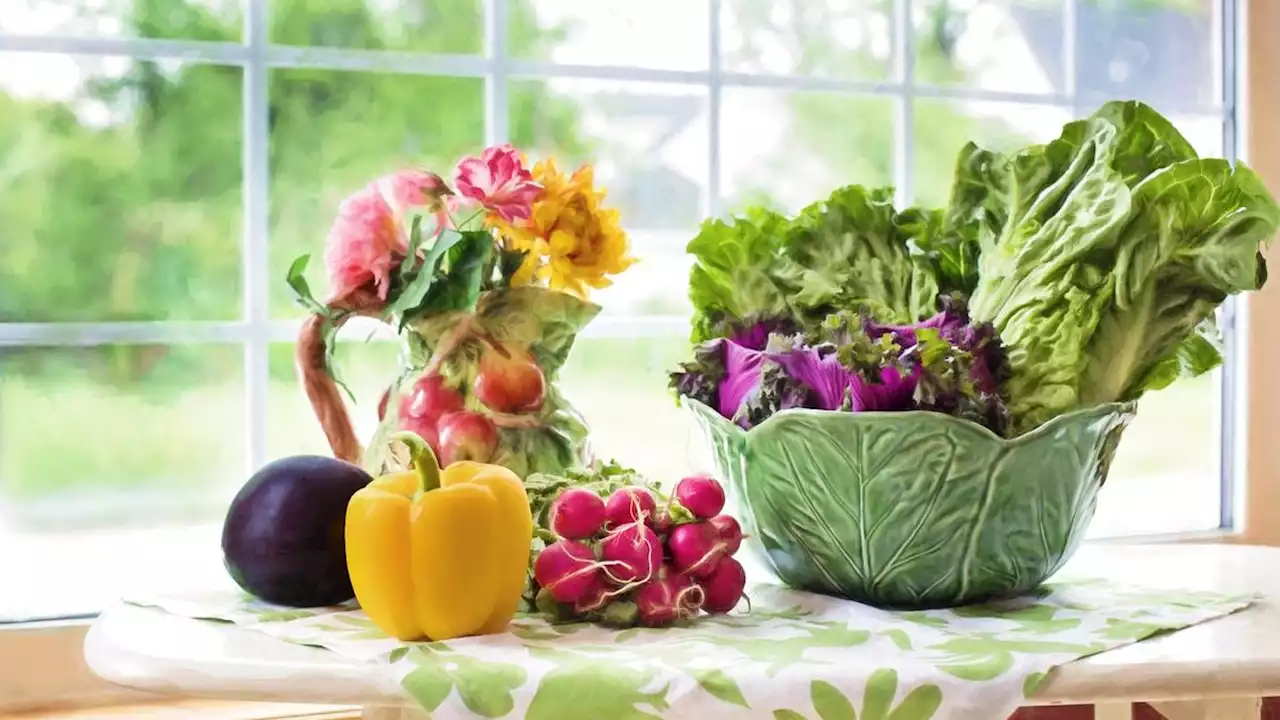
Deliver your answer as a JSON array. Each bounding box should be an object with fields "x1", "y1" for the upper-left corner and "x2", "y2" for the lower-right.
[{"x1": 345, "y1": 430, "x2": 533, "y2": 641}]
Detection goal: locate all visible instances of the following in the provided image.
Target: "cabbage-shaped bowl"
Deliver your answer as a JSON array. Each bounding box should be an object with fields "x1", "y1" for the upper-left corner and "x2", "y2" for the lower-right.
[{"x1": 686, "y1": 398, "x2": 1136, "y2": 609}]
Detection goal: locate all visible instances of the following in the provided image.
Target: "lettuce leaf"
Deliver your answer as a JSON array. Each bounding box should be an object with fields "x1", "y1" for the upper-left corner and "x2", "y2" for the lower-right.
[
  {"x1": 686, "y1": 207, "x2": 797, "y2": 343},
  {"x1": 686, "y1": 185, "x2": 946, "y2": 343},
  {"x1": 779, "y1": 185, "x2": 941, "y2": 327},
  {"x1": 960, "y1": 100, "x2": 1280, "y2": 434}
]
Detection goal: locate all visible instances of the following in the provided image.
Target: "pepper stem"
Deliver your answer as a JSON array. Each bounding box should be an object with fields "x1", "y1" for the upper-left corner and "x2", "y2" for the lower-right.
[{"x1": 388, "y1": 430, "x2": 442, "y2": 493}]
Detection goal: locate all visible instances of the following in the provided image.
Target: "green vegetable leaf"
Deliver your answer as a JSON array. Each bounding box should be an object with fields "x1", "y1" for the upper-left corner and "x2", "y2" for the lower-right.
[
  {"x1": 691, "y1": 668, "x2": 750, "y2": 708},
  {"x1": 687, "y1": 207, "x2": 798, "y2": 343},
  {"x1": 780, "y1": 185, "x2": 939, "y2": 327},
  {"x1": 960, "y1": 100, "x2": 1280, "y2": 434},
  {"x1": 809, "y1": 680, "x2": 856, "y2": 720}
]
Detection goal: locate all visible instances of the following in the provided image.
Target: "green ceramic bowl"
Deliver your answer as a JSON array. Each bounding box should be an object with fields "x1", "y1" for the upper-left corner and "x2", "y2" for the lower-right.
[{"x1": 687, "y1": 398, "x2": 1136, "y2": 609}]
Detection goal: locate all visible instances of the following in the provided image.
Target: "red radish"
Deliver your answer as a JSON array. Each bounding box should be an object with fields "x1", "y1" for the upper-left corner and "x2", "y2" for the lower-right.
[
  {"x1": 634, "y1": 565, "x2": 701, "y2": 627},
  {"x1": 572, "y1": 577, "x2": 617, "y2": 615},
  {"x1": 708, "y1": 514, "x2": 744, "y2": 555},
  {"x1": 674, "y1": 474, "x2": 726, "y2": 519},
  {"x1": 437, "y1": 411, "x2": 499, "y2": 464},
  {"x1": 651, "y1": 508, "x2": 673, "y2": 534},
  {"x1": 671, "y1": 570, "x2": 705, "y2": 616},
  {"x1": 605, "y1": 487, "x2": 657, "y2": 528},
  {"x1": 402, "y1": 373, "x2": 465, "y2": 421},
  {"x1": 534, "y1": 539, "x2": 599, "y2": 604},
  {"x1": 667, "y1": 522, "x2": 730, "y2": 579},
  {"x1": 700, "y1": 556, "x2": 746, "y2": 614},
  {"x1": 474, "y1": 346, "x2": 546, "y2": 413},
  {"x1": 600, "y1": 522, "x2": 663, "y2": 586},
  {"x1": 549, "y1": 488, "x2": 606, "y2": 539}
]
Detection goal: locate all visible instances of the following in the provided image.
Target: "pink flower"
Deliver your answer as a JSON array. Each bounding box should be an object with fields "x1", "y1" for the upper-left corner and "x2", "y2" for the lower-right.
[
  {"x1": 322, "y1": 186, "x2": 406, "y2": 301},
  {"x1": 374, "y1": 168, "x2": 453, "y2": 234},
  {"x1": 321, "y1": 169, "x2": 457, "y2": 302},
  {"x1": 453, "y1": 144, "x2": 542, "y2": 222}
]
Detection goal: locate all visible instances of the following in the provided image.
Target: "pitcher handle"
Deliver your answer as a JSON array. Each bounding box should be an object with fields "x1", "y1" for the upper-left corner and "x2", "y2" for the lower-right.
[{"x1": 295, "y1": 288, "x2": 385, "y2": 464}]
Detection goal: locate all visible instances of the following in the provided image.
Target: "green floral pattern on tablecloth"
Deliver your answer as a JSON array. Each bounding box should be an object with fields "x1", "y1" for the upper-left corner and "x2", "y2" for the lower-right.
[{"x1": 126, "y1": 579, "x2": 1255, "y2": 720}]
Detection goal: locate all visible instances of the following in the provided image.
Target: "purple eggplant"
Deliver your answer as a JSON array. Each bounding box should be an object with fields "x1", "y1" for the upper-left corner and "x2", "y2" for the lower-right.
[{"x1": 221, "y1": 455, "x2": 373, "y2": 607}]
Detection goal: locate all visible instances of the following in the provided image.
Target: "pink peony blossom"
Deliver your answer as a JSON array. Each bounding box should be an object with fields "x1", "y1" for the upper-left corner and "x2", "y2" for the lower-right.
[
  {"x1": 374, "y1": 168, "x2": 453, "y2": 234},
  {"x1": 322, "y1": 186, "x2": 406, "y2": 301},
  {"x1": 453, "y1": 144, "x2": 542, "y2": 222},
  {"x1": 322, "y1": 169, "x2": 457, "y2": 302}
]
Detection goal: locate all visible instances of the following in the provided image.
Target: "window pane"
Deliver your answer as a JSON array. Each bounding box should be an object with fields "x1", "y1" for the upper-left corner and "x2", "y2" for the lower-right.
[
  {"x1": 267, "y1": 340, "x2": 403, "y2": 460},
  {"x1": 0, "y1": 344, "x2": 246, "y2": 622},
  {"x1": 0, "y1": 53, "x2": 243, "y2": 323},
  {"x1": 512, "y1": 78, "x2": 709, "y2": 319},
  {"x1": 268, "y1": 70, "x2": 484, "y2": 317},
  {"x1": 515, "y1": 0, "x2": 709, "y2": 70},
  {"x1": 1091, "y1": 373, "x2": 1222, "y2": 537},
  {"x1": 911, "y1": 100, "x2": 1067, "y2": 207},
  {"x1": 720, "y1": 0, "x2": 892, "y2": 80},
  {"x1": 269, "y1": 0, "x2": 482, "y2": 54},
  {"x1": 560, "y1": 336, "x2": 694, "y2": 483},
  {"x1": 721, "y1": 89, "x2": 893, "y2": 214},
  {"x1": 915, "y1": 0, "x2": 1063, "y2": 95},
  {"x1": 1076, "y1": 0, "x2": 1221, "y2": 109},
  {"x1": 1, "y1": 0, "x2": 241, "y2": 40}
]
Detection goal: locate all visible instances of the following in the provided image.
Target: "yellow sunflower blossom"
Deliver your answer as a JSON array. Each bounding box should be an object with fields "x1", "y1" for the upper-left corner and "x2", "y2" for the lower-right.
[{"x1": 490, "y1": 159, "x2": 637, "y2": 298}]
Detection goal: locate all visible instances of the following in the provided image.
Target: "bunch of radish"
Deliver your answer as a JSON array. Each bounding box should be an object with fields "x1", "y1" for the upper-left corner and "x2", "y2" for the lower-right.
[{"x1": 532, "y1": 473, "x2": 748, "y2": 628}]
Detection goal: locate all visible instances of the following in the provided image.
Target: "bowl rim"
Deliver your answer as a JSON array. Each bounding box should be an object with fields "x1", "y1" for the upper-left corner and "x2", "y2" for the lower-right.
[{"x1": 682, "y1": 395, "x2": 1138, "y2": 447}]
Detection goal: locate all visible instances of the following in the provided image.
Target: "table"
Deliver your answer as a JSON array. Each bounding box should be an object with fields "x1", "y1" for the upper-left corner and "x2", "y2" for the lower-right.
[{"x1": 84, "y1": 543, "x2": 1280, "y2": 720}]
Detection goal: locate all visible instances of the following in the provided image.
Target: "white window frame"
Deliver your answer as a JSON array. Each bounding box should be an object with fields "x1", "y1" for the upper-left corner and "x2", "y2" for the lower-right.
[{"x1": 0, "y1": 0, "x2": 1258, "y2": 712}]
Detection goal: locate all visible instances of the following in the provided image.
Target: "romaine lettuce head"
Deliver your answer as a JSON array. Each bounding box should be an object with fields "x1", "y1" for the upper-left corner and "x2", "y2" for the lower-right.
[{"x1": 959, "y1": 100, "x2": 1280, "y2": 434}]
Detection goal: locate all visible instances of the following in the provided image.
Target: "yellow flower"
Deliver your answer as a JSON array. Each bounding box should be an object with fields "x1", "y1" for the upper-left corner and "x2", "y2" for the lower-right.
[{"x1": 490, "y1": 159, "x2": 636, "y2": 298}]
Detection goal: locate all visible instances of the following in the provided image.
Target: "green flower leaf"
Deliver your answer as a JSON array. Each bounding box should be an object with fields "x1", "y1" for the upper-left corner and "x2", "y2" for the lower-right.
[
  {"x1": 525, "y1": 647, "x2": 669, "y2": 720},
  {"x1": 862, "y1": 669, "x2": 897, "y2": 720},
  {"x1": 810, "y1": 680, "x2": 856, "y2": 720},
  {"x1": 1022, "y1": 671, "x2": 1047, "y2": 699},
  {"x1": 398, "y1": 647, "x2": 526, "y2": 718},
  {"x1": 402, "y1": 664, "x2": 453, "y2": 711},
  {"x1": 453, "y1": 655, "x2": 527, "y2": 718},
  {"x1": 384, "y1": 225, "x2": 465, "y2": 325},
  {"x1": 253, "y1": 608, "x2": 315, "y2": 623},
  {"x1": 1096, "y1": 617, "x2": 1170, "y2": 642},
  {"x1": 691, "y1": 668, "x2": 750, "y2": 708},
  {"x1": 388, "y1": 646, "x2": 410, "y2": 664},
  {"x1": 774, "y1": 711, "x2": 809, "y2": 720},
  {"x1": 285, "y1": 253, "x2": 325, "y2": 315},
  {"x1": 882, "y1": 629, "x2": 913, "y2": 651},
  {"x1": 889, "y1": 684, "x2": 943, "y2": 720}
]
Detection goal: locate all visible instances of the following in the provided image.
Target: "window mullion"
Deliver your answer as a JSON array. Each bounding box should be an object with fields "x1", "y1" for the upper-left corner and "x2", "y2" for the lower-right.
[
  {"x1": 707, "y1": 0, "x2": 723, "y2": 219},
  {"x1": 242, "y1": 0, "x2": 271, "y2": 475},
  {"x1": 485, "y1": 0, "x2": 510, "y2": 145},
  {"x1": 892, "y1": 0, "x2": 915, "y2": 207}
]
